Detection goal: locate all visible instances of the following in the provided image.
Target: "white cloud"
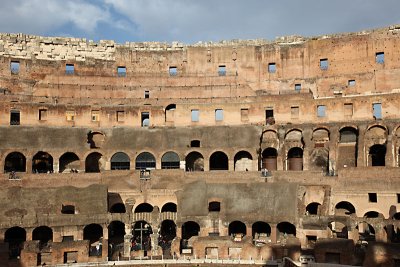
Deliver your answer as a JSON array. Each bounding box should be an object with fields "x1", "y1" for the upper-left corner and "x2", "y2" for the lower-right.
[{"x1": 0, "y1": 0, "x2": 110, "y2": 35}]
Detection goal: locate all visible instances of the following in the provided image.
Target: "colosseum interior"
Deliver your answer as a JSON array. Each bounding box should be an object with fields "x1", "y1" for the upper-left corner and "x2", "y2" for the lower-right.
[{"x1": 0, "y1": 25, "x2": 400, "y2": 267}]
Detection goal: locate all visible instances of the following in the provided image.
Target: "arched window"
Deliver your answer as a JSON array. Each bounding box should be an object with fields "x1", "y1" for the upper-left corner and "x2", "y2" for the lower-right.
[
  {"x1": 108, "y1": 221, "x2": 125, "y2": 259},
  {"x1": 335, "y1": 201, "x2": 356, "y2": 216},
  {"x1": 4, "y1": 152, "x2": 26, "y2": 173},
  {"x1": 59, "y1": 152, "x2": 79, "y2": 173},
  {"x1": 161, "y1": 202, "x2": 177, "y2": 213},
  {"x1": 32, "y1": 226, "x2": 53, "y2": 243},
  {"x1": 32, "y1": 151, "x2": 53, "y2": 173},
  {"x1": 111, "y1": 152, "x2": 130, "y2": 170},
  {"x1": 306, "y1": 202, "x2": 321, "y2": 215},
  {"x1": 287, "y1": 147, "x2": 303, "y2": 171},
  {"x1": 132, "y1": 221, "x2": 152, "y2": 252},
  {"x1": 185, "y1": 152, "x2": 204, "y2": 171},
  {"x1": 110, "y1": 203, "x2": 126, "y2": 213},
  {"x1": 160, "y1": 220, "x2": 176, "y2": 249},
  {"x1": 228, "y1": 221, "x2": 246, "y2": 236},
  {"x1": 208, "y1": 201, "x2": 221, "y2": 212},
  {"x1": 209, "y1": 151, "x2": 228, "y2": 170},
  {"x1": 234, "y1": 151, "x2": 253, "y2": 171},
  {"x1": 364, "y1": 211, "x2": 382, "y2": 218},
  {"x1": 181, "y1": 221, "x2": 200, "y2": 240},
  {"x1": 262, "y1": 148, "x2": 277, "y2": 171},
  {"x1": 357, "y1": 222, "x2": 375, "y2": 241},
  {"x1": 339, "y1": 127, "x2": 358, "y2": 143},
  {"x1": 161, "y1": 152, "x2": 180, "y2": 169},
  {"x1": 135, "y1": 203, "x2": 153, "y2": 213},
  {"x1": 85, "y1": 152, "x2": 103, "y2": 173},
  {"x1": 252, "y1": 221, "x2": 271, "y2": 241},
  {"x1": 277, "y1": 222, "x2": 296, "y2": 238},
  {"x1": 135, "y1": 152, "x2": 156, "y2": 170},
  {"x1": 84, "y1": 223, "x2": 103, "y2": 256}
]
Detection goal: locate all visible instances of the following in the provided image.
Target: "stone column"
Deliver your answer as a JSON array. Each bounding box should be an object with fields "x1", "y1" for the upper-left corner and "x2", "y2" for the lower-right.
[
  {"x1": 302, "y1": 129, "x2": 313, "y2": 171},
  {"x1": 386, "y1": 125, "x2": 395, "y2": 167},
  {"x1": 357, "y1": 126, "x2": 367, "y2": 167},
  {"x1": 270, "y1": 224, "x2": 277, "y2": 243},
  {"x1": 228, "y1": 159, "x2": 235, "y2": 171}
]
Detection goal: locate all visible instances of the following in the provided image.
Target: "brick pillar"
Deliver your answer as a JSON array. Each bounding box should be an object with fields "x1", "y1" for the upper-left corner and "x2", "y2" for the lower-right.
[
  {"x1": 387, "y1": 125, "x2": 395, "y2": 167},
  {"x1": 270, "y1": 224, "x2": 277, "y2": 243},
  {"x1": 303, "y1": 129, "x2": 312, "y2": 171},
  {"x1": 26, "y1": 158, "x2": 32, "y2": 174},
  {"x1": 229, "y1": 159, "x2": 234, "y2": 171},
  {"x1": 357, "y1": 126, "x2": 366, "y2": 167},
  {"x1": 123, "y1": 224, "x2": 132, "y2": 258}
]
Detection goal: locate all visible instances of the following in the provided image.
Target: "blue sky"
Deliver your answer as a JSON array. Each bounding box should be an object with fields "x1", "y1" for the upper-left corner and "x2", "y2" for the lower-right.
[{"x1": 0, "y1": 0, "x2": 399, "y2": 44}]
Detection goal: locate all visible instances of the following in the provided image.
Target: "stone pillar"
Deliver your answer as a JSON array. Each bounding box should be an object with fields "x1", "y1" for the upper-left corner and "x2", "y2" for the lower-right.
[
  {"x1": 375, "y1": 226, "x2": 387, "y2": 242},
  {"x1": 270, "y1": 224, "x2": 277, "y2": 243},
  {"x1": 329, "y1": 126, "x2": 339, "y2": 174},
  {"x1": 357, "y1": 126, "x2": 366, "y2": 167},
  {"x1": 302, "y1": 129, "x2": 313, "y2": 171},
  {"x1": 53, "y1": 159, "x2": 59, "y2": 173},
  {"x1": 203, "y1": 157, "x2": 209, "y2": 171},
  {"x1": 104, "y1": 161, "x2": 111, "y2": 171},
  {"x1": 387, "y1": 125, "x2": 395, "y2": 167},
  {"x1": 150, "y1": 233, "x2": 159, "y2": 256},
  {"x1": 123, "y1": 234, "x2": 132, "y2": 258},
  {"x1": 229, "y1": 159, "x2": 234, "y2": 171},
  {"x1": 26, "y1": 158, "x2": 32, "y2": 174}
]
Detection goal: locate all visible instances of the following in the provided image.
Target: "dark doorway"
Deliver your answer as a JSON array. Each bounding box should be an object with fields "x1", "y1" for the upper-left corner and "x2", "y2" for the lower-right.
[
  {"x1": 161, "y1": 202, "x2": 177, "y2": 213},
  {"x1": 209, "y1": 151, "x2": 229, "y2": 170},
  {"x1": 252, "y1": 221, "x2": 271, "y2": 238},
  {"x1": 228, "y1": 221, "x2": 246, "y2": 236},
  {"x1": 185, "y1": 152, "x2": 204, "y2": 171},
  {"x1": 108, "y1": 221, "x2": 125, "y2": 260},
  {"x1": 5, "y1": 227, "x2": 26, "y2": 259},
  {"x1": 84, "y1": 224, "x2": 103, "y2": 256},
  {"x1": 132, "y1": 221, "x2": 152, "y2": 253},
  {"x1": 159, "y1": 220, "x2": 176, "y2": 257},
  {"x1": 59, "y1": 152, "x2": 80, "y2": 173},
  {"x1": 262, "y1": 148, "x2": 277, "y2": 170},
  {"x1": 32, "y1": 152, "x2": 53, "y2": 173},
  {"x1": 4, "y1": 152, "x2": 26, "y2": 173},
  {"x1": 85, "y1": 152, "x2": 102, "y2": 173},
  {"x1": 369, "y1": 144, "x2": 386, "y2": 166},
  {"x1": 208, "y1": 201, "x2": 221, "y2": 212},
  {"x1": 306, "y1": 202, "x2": 321, "y2": 215},
  {"x1": 134, "y1": 203, "x2": 153, "y2": 213},
  {"x1": 287, "y1": 147, "x2": 303, "y2": 171},
  {"x1": 32, "y1": 226, "x2": 53, "y2": 244},
  {"x1": 277, "y1": 222, "x2": 296, "y2": 238}
]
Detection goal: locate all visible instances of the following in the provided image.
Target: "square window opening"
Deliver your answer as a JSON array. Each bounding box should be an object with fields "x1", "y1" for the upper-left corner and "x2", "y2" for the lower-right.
[
  {"x1": 144, "y1": 90, "x2": 149, "y2": 99},
  {"x1": 317, "y1": 105, "x2": 326, "y2": 117},
  {"x1": 39, "y1": 109, "x2": 47, "y2": 121},
  {"x1": 241, "y1": 108, "x2": 249, "y2": 121},
  {"x1": 373, "y1": 103, "x2": 382, "y2": 119},
  {"x1": 66, "y1": 110, "x2": 75, "y2": 121},
  {"x1": 291, "y1": 106, "x2": 299, "y2": 119},
  {"x1": 295, "y1": 84, "x2": 301, "y2": 92},
  {"x1": 91, "y1": 110, "x2": 100, "y2": 122},
  {"x1": 268, "y1": 63, "x2": 276, "y2": 73},
  {"x1": 10, "y1": 110, "x2": 20, "y2": 125},
  {"x1": 169, "y1": 66, "x2": 177, "y2": 76},
  {"x1": 348, "y1": 80, "x2": 356, "y2": 87},
  {"x1": 10, "y1": 61, "x2": 20, "y2": 74},
  {"x1": 320, "y1": 58, "x2": 329, "y2": 70},
  {"x1": 190, "y1": 140, "x2": 200, "y2": 147},
  {"x1": 141, "y1": 112, "x2": 150, "y2": 127},
  {"x1": 376, "y1": 52, "x2": 384, "y2": 64},
  {"x1": 218, "y1": 65, "x2": 226, "y2": 76},
  {"x1": 117, "y1": 66, "x2": 126, "y2": 77},
  {"x1": 397, "y1": 193, "x2": 400, "y2": 203},
  {"x1": 266, "y1": 109, "x2": 274, "y2": 119},
  {"x1": 65, "y1": 64, "x2": 74, "y2": 75},
  {"x1": 191, "y1": 109, "x2": 199, "y2": 122},
  {"x1": 117, "y1": 111, "x2": 125, "y2": 122},
  {"x1": 368, "y1": 193, "x2": 377, "y2": 203},
  {"x1": 215, "y1": 109, "x2": 223, "y2": 121}
]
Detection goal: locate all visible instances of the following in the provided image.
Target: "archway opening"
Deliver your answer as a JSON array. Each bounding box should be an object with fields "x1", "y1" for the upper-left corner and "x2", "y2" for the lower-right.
[
  {"x1": 32, "y1": 152, "x2": 53, "y2": 173},
  {"x1": 181, "y1": 221, "x2": 200, "y2": 250},
  {"x1": 84, "y1": 224, "x2": 103, "y2": 256},
  {"x1": 335, "y1": 201, "x2": 356, "y2": 216},
  {"x1": 306, "y1": 202, "x2": 321, "y2": 215},
  {"x1": 234, "y1": 151, "x2": 253, "y2": 171},
  {"x1": 209, "y1": 151, "x2": 228, "y2": 170},
  {"x1": 252, "y1": 221, "x2": 271, "y2": 245},
  {"x1": 135, "y1": 152, "x2": 156, "y2": 170},
  {"x1": 228, "y1": 221, "x2": 247, "y2": 237},
  {"x1": 134, "y1": 203, "x2": 154, "y2": 213},
  {"x1": 108, "y1": 221, "x2": 125, "y2": 260},
  {"x1": 32, "y1": 226, "x2": 53, "y2": 244},
  {"x1": 357, "y1": 222, "x2": 375, "y2": 242},
  {"x1": 132, "y1": 221, "x2": 152, "y2": 253},
  {"x1": 85, "y1": 152, "x2": 102, "y2": 173},
  {"x1": 159, "y1": 220, "x2": 176, "y2": 256},
  {"x1": 161, "y1": 152, "x2": 180, "y2": 169},
  {"x1": 161, "y1": 202, "x2": 177, "y2": 213},
  {"x1": 185, "y1": 152, "x2": 204, "y2": 171},
  {"x1": 277, "y1": 222, "x2": 296, "y2": 239},
  {"x1": 111, "y1": 152, "x2": 130, "y2": 170},
  {"x1": 328, "y1": 222, "x2": 348, "y2": 239},
  {"x1": 59, "y1": 152, "x2": 80, "y2": 173},
  {"x1": 110, "y1": 203, "x2": 126, "y2": 213},
  {"x1": 364, "y1": 211, "x2": 383, "y2": 219},
  {"x1": 5, "y1": 227, "x2": 26, "y2": 259},
  {"x1": 4, "y1": 152, "x2": 26, "y2": 173},
  {"x1": 369, "y1": 144, "x2": 386, "y2": 166},
  {"x1": 287, "y1": 147, "x2": 303, "y2": 171}
]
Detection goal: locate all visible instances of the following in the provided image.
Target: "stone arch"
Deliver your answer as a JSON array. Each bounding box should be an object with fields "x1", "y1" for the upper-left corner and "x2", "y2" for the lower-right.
[
  {"x1": 110, "y1": 152, "x2": 130, "y2": 170},
  {"x1": 108, "y1": 221, "x2": 125, "y2": 259},
  {"x1": 181, "y1": 221, "x2": 200, "y2": 240},
  {"x1": 5, "y1": 226, "x2": 26, "y2": 259},
  {"x1": 393, "y1": 212, "x2": 400, "y2": 220},
  {"x1": 262, "y1": 147, "x2": 277, "y2": 171},
  {"x1": 185, "y1": 151, "x2": 204, "y2": 171},
  {"x1": 59, "y1": 152, "x2": 80, "y2": 173},
  {"x1": 335, "y1": 201, "x2": 356, "y2": 216},
  {"x1": 85, "y1": 152, "x2": 103, "y2": 173},
  {"x1": 287, "y1": 147, "x2": 303, "y2": 171},
  {"x1": 228, "y1": 221, "x2": 247, "y2": 236},
  {"x1": 135, "y1": 152, "x2": 156, "y2": 170},
  {"x1": 356, "y1": 222, "x2": 375, "y2": 241},
  {"x1": 364, "y1": 211, "x2": 384, "y2": 219},
  {"x1": 161, "y1": 151, "x2": 180, "y2": 169},
  {"x1": 306, "y1": 202, "x2": 321, "y2": 215},
  {"x1": 338, "y1": 126, "x2": 358, "y2": 168},
  {"x1": 161, "y1": 202, "x2": 177, "y2": 213},
  {"x1": 32, "y1": 226, "x2": 53, "y2": 243},
  {"x1": 252, "y1": 221, "x2": 271, "y2": 238},
  {"x1": 165, "y1": 104, "x2": 176, "y2": 122},
  {"x1": 4, "y1": 152, "x2": 26, "y2": 173},
  {"x1": 365, "y1": 124, "x2": 388, "y2": 139},
  {"x1": 285, "y1": 129, "x2": 303, "y2": 142},
  {"x1": 32, "y1": 151, "x2": 53, "y2": 173},
  {"x1": 277, "y1": 222, "x2": 296, "y2": 238},
  {"x1": 83, "y1": 224, "x2": 103, "y2": 246},
  {"x1": 135, "y1": 203, "x2": 154, "y2": 213},
  {"x1": 309, "y1": 147, "x2": 329, "y2": 172},
  {"x1": 312, "y1": 128, "x2": 330, "y2": 143},
  {"x1": 328, "y1": 221, "x2": 348, "y2": 239},
  {"x1": 234, "y1": 150, "x2": 253, "y2": 171},
  {"x1": 209, "y1": 151, "x2": 229, "y2": 170},
  {"x1": 339, "y1": 126, "x2": 358, "y2": 143},
  {"x1": 159, "y1": 220, "x2": 176, "y2": 255}
]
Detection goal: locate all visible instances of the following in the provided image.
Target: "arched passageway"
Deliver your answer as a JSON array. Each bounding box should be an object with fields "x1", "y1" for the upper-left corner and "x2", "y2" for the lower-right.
[
  {"x1": 335, "y1": 201, "x2": 356, "y2": 216},
  {"x1": 59, "y1": 152, "x2": 80, "y2": 173},
  {"x1": 32, "y1": 226, "x2": 53, "y2": 244},
  {"x1": 252, "y1": 221, "x2": 271, "y2": 245},
  {"x1": 262, "y1": 148, "x2": 277, "y2": 171},
  {"x1": 132, "y1": 221, "x2": 152, "y2": 254},
  {"x1": 108, "y1": 221, "x2": 125, "y2": 260},
  {"x1": 83, "y1": 224, "x2": 103, "y2": 256},
  {"x1": 159, "y1": 220, "x2": 176, "y2": 256},
  {"x1": 4, "y1": 152, "x2": 26, "y2": 173},
  {"x1": 181, "y1": 221, "x2": 200, "y2": 250},
  {"x1": 287, "y1": 147, "x2": 303, "y2": 171},
  {"x1": 234, "y1": 151, "x2": 253, "y2": 171},
  {"x1": 277, "y1": 222, "x2": 296, "y2": 239},
  {"x1": 369, "y1": 144, "x2": 386, "y2": 166},
  {"x1": 209, "y1": 151, "x2": 228, "y2": 170},
  {"x1": 161, "y1": 202, "x2": 177, "y2": 213},
  {"x1": 110, "y1": 203, "x2": 126, "y2": 213},
  {"x1": 5, "y1": 227, "x2": 26, "y2": 259},
  {"x1": 306, "y1": 202, "x2": 321, "y2": 215},
  {"x1": 32, "y1": 152, "x2": 53, "y2": 173},
  {"x1": 135, "y1": 203, "x2": 154, "y2": 213},
  {"x1": 110, "y1": 152, "x2": 130, "y2": 170},
  {"x1": 228, "y1": 221, "x2": 247, "y2": 237},
  {"x1": 185, "y1": 152, "x2": 204, "y2": 171},
  {"x1": 85, "y1": 152, "x2": 103, "y2": 173},
  {"x1": 161, "y1": 152, "x2": 180, "y2": 169}
]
